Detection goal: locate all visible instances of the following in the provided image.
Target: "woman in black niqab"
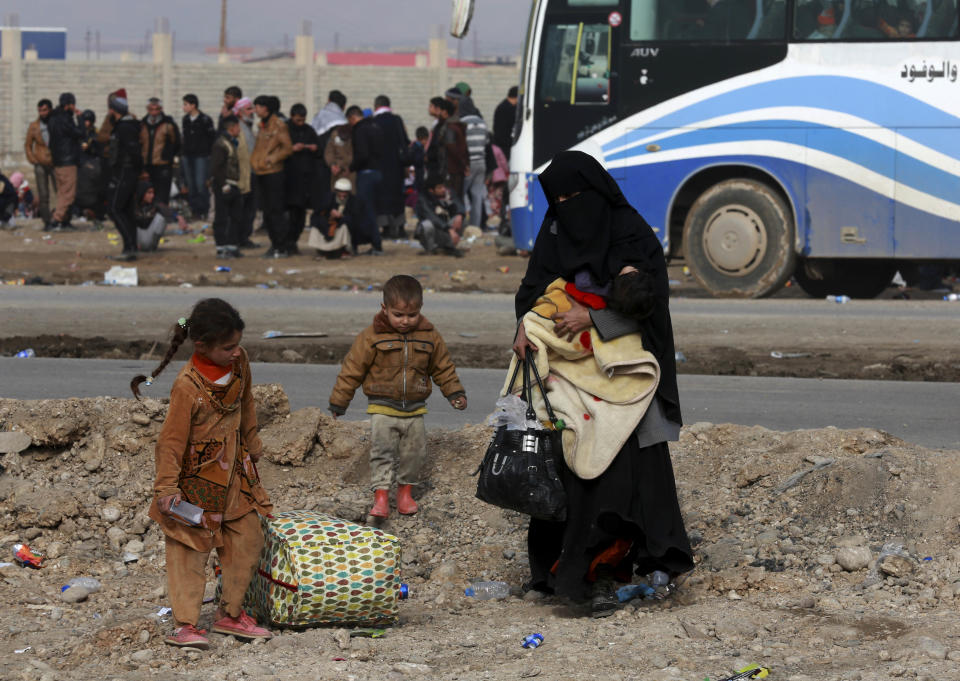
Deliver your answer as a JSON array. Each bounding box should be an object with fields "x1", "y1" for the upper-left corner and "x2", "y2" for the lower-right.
[{"x1": 515, "y1": 151, "x2": 693, "y2": 614}]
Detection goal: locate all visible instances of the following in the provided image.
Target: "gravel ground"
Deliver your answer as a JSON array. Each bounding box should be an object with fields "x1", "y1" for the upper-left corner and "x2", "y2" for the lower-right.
[{"x1": 1, "y1": 388, "x2": 959, "y2": 681}]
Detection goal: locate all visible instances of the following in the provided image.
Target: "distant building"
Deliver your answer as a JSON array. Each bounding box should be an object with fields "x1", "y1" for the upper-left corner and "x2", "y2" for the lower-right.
[{"x1": 0, "y1": 26, "x2": 67, "y2": 59}]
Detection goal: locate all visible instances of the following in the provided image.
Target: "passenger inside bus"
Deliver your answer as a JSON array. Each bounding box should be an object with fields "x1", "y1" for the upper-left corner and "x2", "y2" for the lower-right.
[{"x1": 797, "y1": 0, "x2": 957, "y2": 40}]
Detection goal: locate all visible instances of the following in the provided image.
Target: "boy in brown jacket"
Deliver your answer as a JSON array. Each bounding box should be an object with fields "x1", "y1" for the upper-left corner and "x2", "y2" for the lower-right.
[{"x1": 329, "y1": 274, "x2": 467, "y2": 518}]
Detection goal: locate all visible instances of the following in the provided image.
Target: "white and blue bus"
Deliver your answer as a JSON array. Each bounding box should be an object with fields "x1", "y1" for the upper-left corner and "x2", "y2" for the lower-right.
[{"x1": 507, "y1": 0, "x2": 960, "y2": 297}]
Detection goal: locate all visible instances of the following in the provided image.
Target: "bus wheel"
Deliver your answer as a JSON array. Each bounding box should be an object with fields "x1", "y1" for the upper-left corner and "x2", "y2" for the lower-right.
[
  {"x1": 794, "y1": 259, "x2": 896, "y2": 299},
  {"x1": 683, "y1": 179, "x2": 795, "y2": 298}
]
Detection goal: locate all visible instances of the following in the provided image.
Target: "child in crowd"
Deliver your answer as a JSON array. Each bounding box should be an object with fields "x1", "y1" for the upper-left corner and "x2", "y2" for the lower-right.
[
  {"x1": 132, "y1": 298, "x2": 273, "y2": 649},
  {"x1": 329, "y1": 275, "x2": 467, "y2": 518}
]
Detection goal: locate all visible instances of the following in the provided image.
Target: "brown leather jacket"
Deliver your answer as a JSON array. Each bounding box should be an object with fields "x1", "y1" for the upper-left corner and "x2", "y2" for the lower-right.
[
  {"x1": 329, "y1": 312, "x2": 465, "y2": 414},
  {"x1": 24, "y1": 119, "x2": 53, "y2": 167},
  {"x1": 250, "y1": 114, "x2": 292, "y2": 175},
  {"x1": 148, "y1": 348, "x2": 272, "y2": 552},
  {"x1": 140, "y1": 115, "x2": 180, "y2": 166}
]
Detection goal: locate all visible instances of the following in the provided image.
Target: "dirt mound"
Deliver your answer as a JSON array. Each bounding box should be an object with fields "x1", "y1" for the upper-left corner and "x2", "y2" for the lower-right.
[{"x1": 1, "y1": 390, "x2": 959, "y2": 680}]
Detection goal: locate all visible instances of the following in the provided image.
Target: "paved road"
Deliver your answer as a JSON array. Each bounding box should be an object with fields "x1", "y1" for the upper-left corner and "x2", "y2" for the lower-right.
[
  {"x1": 1, "y1": 286, "x2": 958, "y2": 350},
  {"x1": 1, "y1": 358, "x2": 956, "y2": 450}
]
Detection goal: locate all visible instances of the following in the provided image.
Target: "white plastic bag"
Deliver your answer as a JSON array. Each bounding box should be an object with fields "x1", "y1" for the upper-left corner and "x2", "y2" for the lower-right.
[{"x1": 486, "y1": 394, "x2": 540, "y2": 431}]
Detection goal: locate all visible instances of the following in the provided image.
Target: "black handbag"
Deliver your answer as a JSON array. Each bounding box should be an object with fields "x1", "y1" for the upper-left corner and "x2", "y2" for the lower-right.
[{"x1": 475, "y1": 355, "x2": 567, "y2": 522}]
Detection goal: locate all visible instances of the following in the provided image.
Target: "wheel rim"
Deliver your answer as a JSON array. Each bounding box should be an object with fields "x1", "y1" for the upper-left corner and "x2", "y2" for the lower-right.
[{"x1": 701, "y1": 204, "x2": 768, "y2": 277}]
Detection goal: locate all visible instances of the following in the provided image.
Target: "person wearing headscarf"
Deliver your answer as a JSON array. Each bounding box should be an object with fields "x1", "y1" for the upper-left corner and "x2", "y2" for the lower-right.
[{"x1": 513, "y1": 150, "x2": 693, "y2": 616}]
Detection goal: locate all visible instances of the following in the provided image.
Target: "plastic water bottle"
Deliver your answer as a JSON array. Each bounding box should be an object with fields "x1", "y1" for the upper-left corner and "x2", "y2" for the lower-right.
[
  {"x1": 616, "y1": 583, "x2": 655, "y2": 602},
  {"x1": 398, "y1": 583, "x2": 409, "y2": 600},
  {"x1": 825, "y1": 295, "x2": 851, "y2": 303},
  {"x1": 521, "y1": 633, "x2": 544, "y2": 648},
  {"x1": 650, "y1": 570, "x2": 670, "y2": 587},
  {"x1": 14, "y1": 348, "x2": 35, "y2": 358},
  {"x1": 464, "y1": 581, "x2": 510, "y2": 600},
  {"x1": 62, "y1": 577, "x2": 102, "y2": 594},
  {"x1": 944, "y1": 293, "x2": 960, "y2": 302}
]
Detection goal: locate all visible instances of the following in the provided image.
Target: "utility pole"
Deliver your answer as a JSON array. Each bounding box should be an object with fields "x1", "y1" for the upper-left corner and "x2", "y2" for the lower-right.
[{"x1": 219, "y1": 0, "x2": 227, "y2": 57}]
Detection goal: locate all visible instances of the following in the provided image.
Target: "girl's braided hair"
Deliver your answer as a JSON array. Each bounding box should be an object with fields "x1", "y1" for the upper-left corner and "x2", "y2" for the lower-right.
[{"x1": 130, "y1": 298, "x2": 245, "y2": 399}]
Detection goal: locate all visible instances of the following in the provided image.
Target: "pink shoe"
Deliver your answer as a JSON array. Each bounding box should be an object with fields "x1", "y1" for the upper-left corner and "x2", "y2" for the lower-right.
[
  {"x1": 165, "y1": 624, "x2": 210, "y2": 649},
  {"x1": 211, "y1": 610, "x2": 273, "y2": 640}
]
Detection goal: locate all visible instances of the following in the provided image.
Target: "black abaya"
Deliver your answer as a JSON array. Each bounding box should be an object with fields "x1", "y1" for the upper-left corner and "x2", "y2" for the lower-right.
[{"x1": 527, "y1": 439, "x2": 694, "y2": 600}]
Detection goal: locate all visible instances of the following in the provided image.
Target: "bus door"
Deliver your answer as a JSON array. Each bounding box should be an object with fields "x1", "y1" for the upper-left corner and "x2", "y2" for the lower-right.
[{"x1": 534, "y1": 8, "x2": 620, "y2": 172}]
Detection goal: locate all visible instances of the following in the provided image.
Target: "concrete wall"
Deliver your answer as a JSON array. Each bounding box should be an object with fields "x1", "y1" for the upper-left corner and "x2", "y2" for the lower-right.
[{"x1": 1, "y1": 28, "x2": 519, "y2": 165}]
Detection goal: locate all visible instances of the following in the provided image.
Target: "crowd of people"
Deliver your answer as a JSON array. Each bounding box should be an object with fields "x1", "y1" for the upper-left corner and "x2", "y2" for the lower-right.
[{"x1": 7, "y1": 83, "x2": 520, "y2": 262}]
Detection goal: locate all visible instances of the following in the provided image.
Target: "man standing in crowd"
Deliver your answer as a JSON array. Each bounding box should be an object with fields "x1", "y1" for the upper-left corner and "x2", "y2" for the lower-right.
[
  {"x1": 451, "y1": 83, "x2": 489, "y2": 229},
  {"x1": 48, "y1": 92, "x2": 84, "y2": 230},
  {"x1": 180, "y1": 94, "x2": 217, "y2": 220},
  {"x1": 105, "y1": 94, "x2": 142, "y2": 261},
  {"x1": 24, "y1": 99, "x2": 56, "y2": 228},
  {"x1": 311, "y1": 90, "x2": 348, "y2": 225},
  {"x1": 428, "y1": 98, "x2": 468, "y2": 205},
  {"x1": 284, "y1": 103, "x2": 319, "y2": 255},
  {"x1": 219, "y1": 85, "x2": 242, "y2": 132},
  {"x1": 234, "y1": 97, "x2": 259, "y2": 249},
  {"x1": 209, "y1": 115, "x2": 247, "y2": 259},
  {"x1": 346, "y1": 105, "x2": 384, "y2": 255},
  {"x1": 140, "y1": 97, "x2": 181, "y2": 207},
  {"x1": 493, "y1": 86, "x2": 518, "y2": 160},
  {"x1": 251, "y1": 95, "x2": 293, "y2": 258},
  {"x1": 372, "y1": 94, "x2": 410, "y2": 239}
]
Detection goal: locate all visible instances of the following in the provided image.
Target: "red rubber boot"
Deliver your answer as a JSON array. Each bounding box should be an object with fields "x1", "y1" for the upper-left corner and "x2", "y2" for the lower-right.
[
  {"x1": 396, "y1": 484, "x2": 419, "y2": 515},
  {"x1": 370, "y1": 489, "x2": 390, "y2": 518}
]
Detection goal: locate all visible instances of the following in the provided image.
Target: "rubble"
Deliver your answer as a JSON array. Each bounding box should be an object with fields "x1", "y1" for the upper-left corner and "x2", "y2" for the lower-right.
[{"x1": 0, "y1": 394, "x2": 957, "y2": 680}]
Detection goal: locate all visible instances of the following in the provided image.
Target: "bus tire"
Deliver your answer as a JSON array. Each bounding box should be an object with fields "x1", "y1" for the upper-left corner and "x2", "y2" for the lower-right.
[
  {"x1": 794, "y1": 258, "x2": 896, "y2": 299},
  {"x1": 682, "y1": 179, "x2": 795, "y2": 298}
]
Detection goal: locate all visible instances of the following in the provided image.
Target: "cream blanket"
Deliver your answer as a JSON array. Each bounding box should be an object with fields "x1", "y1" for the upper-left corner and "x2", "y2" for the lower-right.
[{"x1": 502, "y1": 280, "x2": 660, "y2": 479}]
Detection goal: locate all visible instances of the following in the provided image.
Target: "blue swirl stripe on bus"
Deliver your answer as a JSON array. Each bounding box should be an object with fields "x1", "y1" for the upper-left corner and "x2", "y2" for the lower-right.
[
  {"x1": 600, "y1": 76, "x2": 960, "y2": 160},
  {"x1": 604, "y1": 120, "x2": 960, "y2": 207}
]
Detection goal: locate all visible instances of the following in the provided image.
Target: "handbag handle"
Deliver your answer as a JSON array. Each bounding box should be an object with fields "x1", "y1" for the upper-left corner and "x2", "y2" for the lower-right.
[
  {"x1": 525, "y1": 355, "x2": 559, "y2": 426},
  {"x1": 506, "y1": 351, "x2": 561, "y2": 428}
]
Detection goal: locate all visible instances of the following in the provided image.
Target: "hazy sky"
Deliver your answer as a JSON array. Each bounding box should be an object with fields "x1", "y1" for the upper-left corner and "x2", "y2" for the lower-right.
[{"x1": 4, "y1": 0, "x2": 531, "y2": 54}]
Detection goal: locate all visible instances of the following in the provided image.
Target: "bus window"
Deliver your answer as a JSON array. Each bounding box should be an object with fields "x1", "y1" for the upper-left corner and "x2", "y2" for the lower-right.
[
  {"x1": 568, "y1": 0, "x2": 619, "y2": 5},
  {"x1": 797, "y1": 0, "x2": 957, "y2": 41},
  {"x1": 538, "y1": 23, "x2": 611, "y2": 104},
  {"x1": 628, "y1": 0, "x2": 785, "y2": 41}
]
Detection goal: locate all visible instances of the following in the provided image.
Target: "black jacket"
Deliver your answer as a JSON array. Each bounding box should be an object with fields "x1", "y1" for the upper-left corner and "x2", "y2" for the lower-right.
[
  {"x1": 285, "y1": 121, "x2": 319, "y2": 207},
  {"x1": 181, "y1": 111, "x2": 217, "y2": 157},
  {"x1": 48, "y1": 107, "x2": 84, "y2": 167},
  {"x1": 349, "y1": 118, "x2": 383, "y2": 173},
  {"x1": 372, "y1": 111, "x2": 410, "y2": 215},
  {"x1": 492, "y1": 98, "x2": 516, "y2": 160},
  {"x1": 108, "y1": 116, "x2": 143, "y2": 175},
  {"x1": 415, "y1": 189, "x2": 464, "y2": 231}
]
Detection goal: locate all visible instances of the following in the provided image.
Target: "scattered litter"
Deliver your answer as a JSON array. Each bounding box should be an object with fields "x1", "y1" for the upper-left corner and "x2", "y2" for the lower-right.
[
  {"x1": 825, "y1": 295, "x2": 851, "y2": 303},
  {"x1": 944, "y1": 293, "x2": 960, "y2": 301},
  {"x1": 62, "y1": 577, "x2": 101, "y2": 593},
  {"x1": 458, "y1": 332, "x2": 479, "y2": 338},
  {"x1": 682, "y1": 266, "x2": 691, "y2": 276},
  {"x1": 14, "y1": 348, "x2": 35, "y2": 359},
  {"x1": 179, "y1": 282, "x2": 193, "y2": 288},
  {"x1": 14, "y1": 646, "x2": 32, "y2": 654},
  {"x1": 12, "y1": 543, "x2": 44, "y2": 568},
  {"x1": 669, "y1": 279, "x2": 681, "y2": 286},
  {"x1": 350, "y1": 628, "x2": 387, "y2": 638},
  {"x1": 285, "y1": 269, "x2": 301, "y2": 275},
  {"x1": 103, "y1": 266, "x2": 138, "y2": 287},
  {"x1": 156, "y1": 607, "x2": 172, "y2": 617},
  {"x1": 262, "y1": 330, "x2": 329, "y2": 339},
  {"x1": 709, "y1": 665, "x2": 770, "y2": 680},
  {"x1": 187, "y1": 234, "x2": 206, "y2": 244},
  {"x1": 215, "y1": 266, "x2": 231, "y2": 273},
  {"x1": 521, "y1": 633, "x2": 544, "y2": 649},
  {"x1": 774, "y1": 457, "x2": 835, "y2": 495},
  {"x1": 331, "y1": 657, "x2": 347, "y2": 662},
  {"x1": 675, "y1": 351, "x2": 687, "y2": 363},
  {"x1": 450, "y1": 270, "x2": 468, "y2": 283},
  {"x1": 616, "y1": 583, "x2": 655, "y2": 602},
  {"x1": 0, "y1": 562, "x2": 12, "y2": 568},
  {"x1": 497, "y1": 266, "x2": 510, "y2": 273},
  {"x1": 770, "y1": 351, "x2": 813, "y2": 359}
]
